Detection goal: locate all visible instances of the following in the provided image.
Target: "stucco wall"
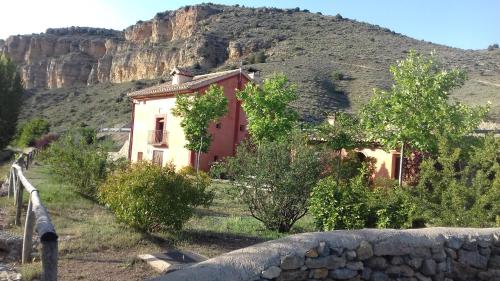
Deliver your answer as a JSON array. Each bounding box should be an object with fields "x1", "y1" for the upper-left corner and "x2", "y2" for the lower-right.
[
  {"x1": 148, "y1": 228, "x2": 500, "y2": 281},
  {"x1": 131, "y1": 97, "x2": 191, "y2": 169},
  {"x1": 359, "y1": 148, "x2": 399, "y2": 180}
]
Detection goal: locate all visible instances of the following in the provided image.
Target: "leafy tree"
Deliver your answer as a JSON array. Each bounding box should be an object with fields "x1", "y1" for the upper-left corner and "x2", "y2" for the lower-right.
[
  {"x1": 172, "y1": 85, "x2": 228, "y2": 169},
  {"x1": 237, "y1": 74, "x2": 298, "y2": 143},
  {"x1": 314, "y1": 113, "x2": 365, "y2": 183},
  {"x1": 225, "y1": 136, "x2": 322, "y2": 232},
  {"x1": 361, "y1": 51, "x2": 488, "y2": 185},
  {"x1": 16, "y1": 118, "x2": 50, "y2": 147},
  {"x1": 0, "y1": 55, "x2": 23, "y2": 150}
]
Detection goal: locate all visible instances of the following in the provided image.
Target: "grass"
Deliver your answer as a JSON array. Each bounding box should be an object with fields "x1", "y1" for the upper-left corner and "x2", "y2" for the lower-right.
[
  {"x1": 20, "y1": 262, "x2": 42, "y2": 281},
  {"x1": 1, "y1": 161, "x2": 316, "y2": 262}
]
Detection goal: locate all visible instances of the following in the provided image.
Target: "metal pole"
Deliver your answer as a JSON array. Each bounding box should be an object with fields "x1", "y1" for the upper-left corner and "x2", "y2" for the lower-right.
[{"x1": 398, "y1": 142, "x2": 404, "y2": 186}]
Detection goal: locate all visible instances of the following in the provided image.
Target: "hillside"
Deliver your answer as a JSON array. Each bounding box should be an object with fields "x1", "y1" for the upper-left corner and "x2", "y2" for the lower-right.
[{"x1": 2, "y1": 4, "x2": 499, "y2": 129}]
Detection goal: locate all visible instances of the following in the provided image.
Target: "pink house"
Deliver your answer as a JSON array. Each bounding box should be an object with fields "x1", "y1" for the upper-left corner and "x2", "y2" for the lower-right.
[{"x1": 127, "y1": 68, "x2": 252, "y2": 171}]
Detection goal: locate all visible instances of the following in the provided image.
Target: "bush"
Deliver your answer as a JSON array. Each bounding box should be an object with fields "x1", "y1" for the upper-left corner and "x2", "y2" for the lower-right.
[
  {"x1": 332, "y1": 71, "x2": 344, "y2": 81},
  {"x1": 99, "y1": 162, "x2": 214, "y2": 231},
  {"x1": 309, "y1": 170, "x2": 372, "y2": 231},
  {"x1": 43, "y1": 129, "x2": 111, "y2": 199},
  {"x1": 225, "y1": 137, "x2": 323, "y2": 232},
  {"x1": 33, "y1": 133, "x2": 60, "y2": 150},
  {"x1": 310, "y1": 163, "x2": 420, "y2": 230},
  {"x1": 209, "y1": 161, "x2": 227, "y2": 179},
  {"x1": 370, "y1": 186, "x2": 420, "y2": 229},
  {"x1": 487, "y1": 43, "x2": 499, "y2": 51},
  {"x1": 416, "y1": 135, "x2": 500, "y2": 227},
  {"x1": 16, "y1": 118, "x2": 50, "y2": 147}
]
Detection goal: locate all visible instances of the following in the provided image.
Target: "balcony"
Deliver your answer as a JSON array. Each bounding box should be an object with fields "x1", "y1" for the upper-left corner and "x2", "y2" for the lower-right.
[{"x1": 148, "y1": 130, "x2": 168, "y2": 147}]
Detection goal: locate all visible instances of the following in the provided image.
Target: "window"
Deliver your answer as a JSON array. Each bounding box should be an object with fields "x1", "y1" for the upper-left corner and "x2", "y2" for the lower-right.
[
  {"x1": 239, "y1": 124, "x2": 245, "y2": 131},
  {"x1": 149, "y1": 116, "x2": 168, "y2": 146},
  {"x1": 215, "y1": 123, "x2": 222, "y2": 129},
  {"x1": 137, "y1": 152, "x2": 143, "y2": 161},
  {"x1": 152, "y1": 150, "x2": 163, "y2": 166}
]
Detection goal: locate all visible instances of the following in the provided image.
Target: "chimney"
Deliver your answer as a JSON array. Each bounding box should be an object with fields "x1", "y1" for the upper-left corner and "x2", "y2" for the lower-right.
[
  {"x1": 247, "y1": 67, "x2": 260, "y2": 80},
  {"x1": 170, "y1": 67, "x2": 194, "y2": 85}
]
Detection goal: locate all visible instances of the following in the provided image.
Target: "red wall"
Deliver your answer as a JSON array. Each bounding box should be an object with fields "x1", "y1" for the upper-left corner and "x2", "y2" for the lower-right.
[{"x1": 190, "y1": 74, "x2": 250, "y2": 171}]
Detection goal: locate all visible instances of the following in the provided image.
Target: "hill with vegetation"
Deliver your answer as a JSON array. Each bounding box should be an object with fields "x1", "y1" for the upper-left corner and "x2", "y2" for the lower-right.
[{"x1": 1, "y1": 4, "x2": 498, "y2": 130}]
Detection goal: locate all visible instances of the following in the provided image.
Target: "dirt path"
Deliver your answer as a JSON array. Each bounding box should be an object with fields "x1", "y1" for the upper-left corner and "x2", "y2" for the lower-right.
[
  {"x1": 475, "y1": 79, "x2": 500, "y2": 88},
  {"x1": 58, "y1": 251, "x2": 161, "y2": 281}
]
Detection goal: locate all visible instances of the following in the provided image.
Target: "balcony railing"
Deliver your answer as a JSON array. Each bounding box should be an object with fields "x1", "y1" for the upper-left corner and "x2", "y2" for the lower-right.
[{"x1": 148, "y1": 130, "x2": 168, "y2": 146}]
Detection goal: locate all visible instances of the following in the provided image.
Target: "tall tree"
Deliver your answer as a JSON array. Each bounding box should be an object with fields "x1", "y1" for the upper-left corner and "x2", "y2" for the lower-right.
[
  {"x1": 236, "y1": 73, "x2": 298, "y2": 143},
  {"x1": 172, "y1": 84, "x2": 228, "y2": 170},
  {"x1": 0, "y1": 55, "x2": 23, "y2": 150},
  {"x1": 361, "y1": 51, "x2": 488, "y2": 185}
]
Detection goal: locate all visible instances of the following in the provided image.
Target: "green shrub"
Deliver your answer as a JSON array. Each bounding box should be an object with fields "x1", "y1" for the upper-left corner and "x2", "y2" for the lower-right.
[
  {"x1": 371, "y1": 186, "x2": 419, "y2": 229},
  {"x1": 43, "y1": 129, "x2": 111, "y2": 199},
  {"x1": 309, "y1": 167, "x2": 373, "y2": 230},
  {"x1": 209, "y1": 161, "x2": 227, "y2": 179},
  {"x1": 99, "y1": 162, "x2": 213, "y2": 231},
  {"x1": 331, "y1": 71, "x2": 344, "y2": 81},
  {"x1": 310, "y1": 164, "x2": 420, "y2": 230},
  {"x1": 417, "y1": 135, "x2": 500, "y2": 227},
  {"x1": 225, "y1": 137, "x2": 322, "y2": 232},
  {"x1": 16, "y1": 118, "x2": 50, "y2": 147}
]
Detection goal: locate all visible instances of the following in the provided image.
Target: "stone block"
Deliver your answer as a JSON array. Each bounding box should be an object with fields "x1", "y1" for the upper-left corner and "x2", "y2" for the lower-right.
[
  {"x1": 346, "y1": 261, "x2": 363, "y2": 271},
  {"x1": 310, "y1": 268, "x2": 328, "y2": 279},
  {"x1": 489, "y1": 255, "x2": 500, "y2": 269},
  {"x1": 421, "y1": 259, "x2": 437, "y2": 276},
  {"x1": 366, "y1": 256, "x2": 388, "y2": 270},
  {"x1": 278, "y1": 270, "x2": 308, "y2": 281},
  {"x1": 305, "y1": 255, "x2": 346, "y2": 269},
  {"x1": 370, "y1": 271, "x2": 388, "y2": 281},
  {"x1": 261, "y1": 266, "x2": 281, "y2": 279},
  {"x1": 328, "y1": 268, "x2": 358, "y2": 280},
  {"x1": 458, "y1": 249, "x2": 488, "y2": 269},
  {"x1": 405, "y1": 257, "x2": 423, "y2": 270},
  {"x1": 386, "y1": 265, "x2": 414, "y2": 277},
  {"x1": 356, "y1": 241, "x2": 373, "y2": 260},
  {"x1": 281, "y1": 254, "x2": 304, "y2": 270},
  {"x1": 446, "y1": 237, "x2": 464, "y2": 250}
]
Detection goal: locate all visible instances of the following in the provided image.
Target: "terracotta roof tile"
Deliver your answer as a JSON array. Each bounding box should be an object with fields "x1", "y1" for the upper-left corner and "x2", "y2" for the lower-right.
[{"x1": 128, "y1": 69, "x2": 251, "y2": 98}]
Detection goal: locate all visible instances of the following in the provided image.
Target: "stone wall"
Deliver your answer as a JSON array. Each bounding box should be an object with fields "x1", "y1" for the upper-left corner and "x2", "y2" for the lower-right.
[{"x1": 149, "y1": 228, "x2": 500, "y2": 281}]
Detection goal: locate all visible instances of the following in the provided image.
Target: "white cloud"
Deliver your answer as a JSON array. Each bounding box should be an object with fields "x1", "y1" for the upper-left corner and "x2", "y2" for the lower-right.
[{"x1": 0, "y1": 0, "x2": 130, "y2": 39}]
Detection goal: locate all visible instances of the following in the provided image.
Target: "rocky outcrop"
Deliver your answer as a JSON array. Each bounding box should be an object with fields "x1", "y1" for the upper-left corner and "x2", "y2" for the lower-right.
[
  {"x1": 148, "y1": 228, "x2": 500, "y2": 281},
  {"x1": 0, "y1": 5, "x2": 225, "y2": 89}
]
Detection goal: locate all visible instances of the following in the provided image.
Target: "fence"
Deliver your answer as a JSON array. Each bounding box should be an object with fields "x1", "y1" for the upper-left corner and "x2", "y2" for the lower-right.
[{"x1": 6, "y1": 149, "x2": 58, "y2": 281}]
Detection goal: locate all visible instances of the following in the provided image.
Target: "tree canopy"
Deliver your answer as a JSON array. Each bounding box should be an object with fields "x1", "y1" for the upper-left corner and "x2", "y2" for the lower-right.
[
  {"x1": 0, "y1": 55, "x2": 23, "y2": 150},
  {"x1": 361, "y1": 51, "x2": 488, "y2": 154},
  {"x1": 237, "y1": 74, "x2": 298, "y2": 142},
  {"x1": 172, "y1": 84, "x2": 228, "y2": 153}
]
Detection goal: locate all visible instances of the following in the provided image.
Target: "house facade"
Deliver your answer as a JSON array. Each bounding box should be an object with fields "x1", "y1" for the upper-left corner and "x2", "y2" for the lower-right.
[
  {"x1": 127, "y1": 68, "x2": 252, "y2": 171},
  {"x1": 358, "y1": 148, "x2": 401, "y2": 180}
]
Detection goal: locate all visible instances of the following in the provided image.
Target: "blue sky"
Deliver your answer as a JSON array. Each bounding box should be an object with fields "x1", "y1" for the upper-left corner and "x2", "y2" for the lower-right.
[{"x1": 1, "y1": 0, "x2": 499, "y2": 50}]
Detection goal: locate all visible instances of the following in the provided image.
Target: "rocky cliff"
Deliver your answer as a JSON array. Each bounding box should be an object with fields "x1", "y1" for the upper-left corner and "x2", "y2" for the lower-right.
[
  {"x1": 1, "y1": 5, "x2": 227, "y2": 89},
  {"x1": 4, "y1": 4, "x2": 500, "y2": 125}
]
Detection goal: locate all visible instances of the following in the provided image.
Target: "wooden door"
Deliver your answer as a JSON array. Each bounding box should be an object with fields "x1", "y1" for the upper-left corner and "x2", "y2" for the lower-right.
[{"x1": 152, "y1": 150, "x2": 163, "y2": 166}]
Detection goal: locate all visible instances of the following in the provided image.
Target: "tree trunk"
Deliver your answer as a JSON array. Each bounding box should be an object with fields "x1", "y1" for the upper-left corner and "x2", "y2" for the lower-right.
[
  {"x1": 398, "y1": 142, "x2": 404, "y2": 186},
  {"x1": 196, "y1": 136, "x2": 204, "y2": 174}
]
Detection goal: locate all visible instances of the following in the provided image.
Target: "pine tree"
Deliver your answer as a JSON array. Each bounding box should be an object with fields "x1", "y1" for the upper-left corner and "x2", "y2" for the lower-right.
[{"x1": 0, "y1": 55, "x2": 23, "y2": 150}]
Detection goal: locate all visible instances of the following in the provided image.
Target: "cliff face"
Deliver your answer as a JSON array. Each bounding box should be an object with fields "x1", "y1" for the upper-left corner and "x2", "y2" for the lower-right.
[
  {"x1": 1, "y1": 5, "x2": 224, "y2": 89},
  {"x1": 4, "y1": 4, "x2": 500, "y2": 124}
]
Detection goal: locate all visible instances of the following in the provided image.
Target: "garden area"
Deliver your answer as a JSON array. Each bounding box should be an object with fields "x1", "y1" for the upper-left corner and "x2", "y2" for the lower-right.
[{"x1": 0, "y1": 51, "x2": 499, "y2": 280}]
